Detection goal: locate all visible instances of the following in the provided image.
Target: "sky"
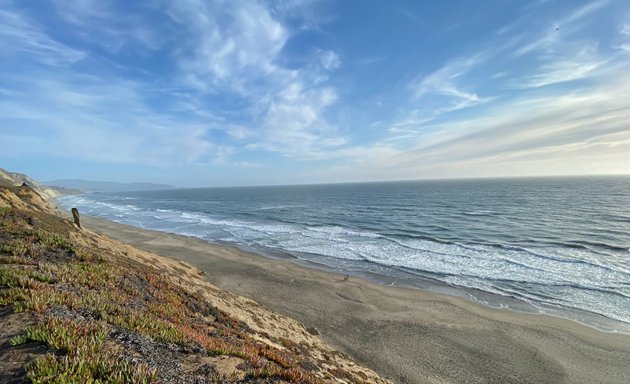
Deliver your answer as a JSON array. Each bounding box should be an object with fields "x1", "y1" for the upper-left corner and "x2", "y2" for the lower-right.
[{"x1": 1, "y1": 0, "x2": 629, "y2": 187}]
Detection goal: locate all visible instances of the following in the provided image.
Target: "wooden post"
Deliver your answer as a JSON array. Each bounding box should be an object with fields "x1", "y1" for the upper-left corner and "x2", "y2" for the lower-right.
[{"x1": 71, "y1": 207, "x2": 81, "y2": 228}]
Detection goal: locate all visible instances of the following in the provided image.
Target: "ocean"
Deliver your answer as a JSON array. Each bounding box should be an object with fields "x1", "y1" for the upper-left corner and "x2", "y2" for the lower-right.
[{"x1": 58, "y1": 176, "x2": 630, "y2": 332}]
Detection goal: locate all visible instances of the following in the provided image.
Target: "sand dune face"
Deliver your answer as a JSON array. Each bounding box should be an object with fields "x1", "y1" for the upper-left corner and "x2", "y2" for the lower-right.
[
  {"x1": 83, "y1": 216, "x2": 630, "y2": 384},
  {"x1": 0, "y1": 167, "x2": 59, "y2": 200},
  {"x1": 73, "y1": 225, "x2": 389, "y2": 383}
]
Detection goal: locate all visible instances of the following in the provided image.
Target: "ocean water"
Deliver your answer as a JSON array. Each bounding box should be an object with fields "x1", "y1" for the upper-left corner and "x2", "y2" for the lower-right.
[{"x1": 58, "y1": 177, "x2": 630, "y2": 332}]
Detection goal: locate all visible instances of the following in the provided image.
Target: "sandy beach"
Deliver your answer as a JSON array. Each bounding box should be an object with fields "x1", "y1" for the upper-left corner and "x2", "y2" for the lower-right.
[{"x1": 82, "y1": 215, "x2": 630, "y2": 384}]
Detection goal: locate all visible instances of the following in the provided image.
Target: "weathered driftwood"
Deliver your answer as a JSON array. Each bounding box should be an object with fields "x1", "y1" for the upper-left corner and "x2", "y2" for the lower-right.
[{"x1": 71, "y1": 207, "x2": 81, "y2": 228}]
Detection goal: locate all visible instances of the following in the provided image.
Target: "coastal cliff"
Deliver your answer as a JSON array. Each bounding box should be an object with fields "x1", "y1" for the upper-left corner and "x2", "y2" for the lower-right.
[
  {"x1": 0, "y1": 183, "x2": 388, "y2": 383},
  {"x1": 0, "y1": 168, "x2": 59, "y2": 201}
]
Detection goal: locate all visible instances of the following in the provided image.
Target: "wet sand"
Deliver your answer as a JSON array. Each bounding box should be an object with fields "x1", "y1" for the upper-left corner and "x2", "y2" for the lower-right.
[{"x1": 83, "y1": 216, "x2": 630, "y2": 384}]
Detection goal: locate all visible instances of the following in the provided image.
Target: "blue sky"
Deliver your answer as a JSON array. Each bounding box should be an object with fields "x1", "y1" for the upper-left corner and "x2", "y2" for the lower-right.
[{"x1": 1, "y1": 0, "x2": 629, "y2": 186}]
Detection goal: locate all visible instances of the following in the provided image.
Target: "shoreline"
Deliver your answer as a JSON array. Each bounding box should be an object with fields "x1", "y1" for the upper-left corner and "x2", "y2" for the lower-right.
[
  {"x1": 76, "y1": 208, "x2": 630, "y2": 335},
  {"x1": 57, "y1": 190, "x2": 630, "y2": 334},
  {"x1": 81, "y1": 214, "x2": 630, "y2": 384}
]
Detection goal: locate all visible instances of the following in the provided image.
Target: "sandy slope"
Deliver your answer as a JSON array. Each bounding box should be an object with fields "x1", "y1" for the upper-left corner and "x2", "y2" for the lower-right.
[
  {"x1": 82, "y1": 215, "x2": 630, "y2": 384},
  {"x1": 69, "y1": 217, "x2": 388, "y2": 383}
]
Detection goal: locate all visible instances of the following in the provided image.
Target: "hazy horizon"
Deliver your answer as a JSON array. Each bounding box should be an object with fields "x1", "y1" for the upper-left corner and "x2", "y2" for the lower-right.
[
  {"x1": 2, "y1": 1, "x2": 629, "y2": 186},
  {"x1": 40, "y1": 173, "x2": 630, "y2": 190}
]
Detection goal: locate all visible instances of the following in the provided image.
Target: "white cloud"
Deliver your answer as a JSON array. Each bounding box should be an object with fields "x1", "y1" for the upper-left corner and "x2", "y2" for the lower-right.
[
  {"x1": 318, "y1": 50, "x2": 341, "y2": 70},
  {"x1": 169, "y1": 0, "x2": 288, "y2": 91},
  {"x1": 166, "y1": 0, "x2": 344, "y2": 159},
  {"x1": 260, "y1": 85, "x2": 340, "y2": 156}
]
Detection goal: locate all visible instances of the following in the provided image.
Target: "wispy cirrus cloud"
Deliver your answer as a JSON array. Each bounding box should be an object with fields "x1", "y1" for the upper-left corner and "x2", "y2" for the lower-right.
[
  {"x1": 410, "y1": 54, "x2": 483, "y2": 102},
  {"x1": 393, "y1": 54, "x2": 492, "y2": 134},
  {"x1": 517, "y1": 43, "x2": 610, "y2": 88},
  {"x1": 0, "y1": 9, "x2": 86, "y2": 65},
  {"x1": 321, "y1": 71, "x2": 630, "y2": 182},
  {"x1": 513, "y1": 0, "x2": 608, "y2": 58},
  {"x1": 617, "y1": 22, "x2": 630, "y2": 53},
  {"x1": 50, "y1": 0, "x2": 162, "y2": 53},
  {"x1": 502, "y1": 1, "x2": 618, "y2": 90},
  {"x1": 351, "y1": 0, "x2": 630, "y2": 184},
  {"x1": 564, "y1": 0, "x2": 610, "y2": 24},
  {"x1": 387, "y1": 0, "x2": 623, "y2": 139}
]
